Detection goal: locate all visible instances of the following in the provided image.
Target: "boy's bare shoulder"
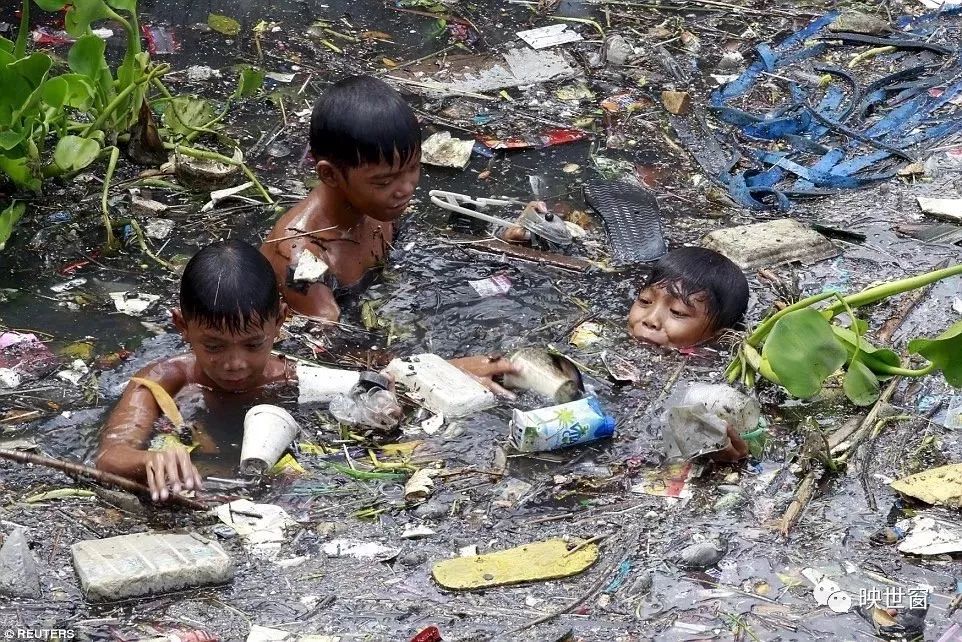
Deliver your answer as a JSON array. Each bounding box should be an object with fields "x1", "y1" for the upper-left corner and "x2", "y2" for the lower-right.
[
  {"x1": 131, "y1": 353, "x2": 195, "y2": 392},
  {"x1": 264, "y1": 193, "x2": 329, "y2": 262}
]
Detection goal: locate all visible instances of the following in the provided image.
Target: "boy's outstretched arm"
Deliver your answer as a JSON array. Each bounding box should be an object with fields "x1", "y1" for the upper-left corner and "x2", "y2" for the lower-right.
[{"x1": 96, "y1": 358, "x2": 203, "y2": 502}]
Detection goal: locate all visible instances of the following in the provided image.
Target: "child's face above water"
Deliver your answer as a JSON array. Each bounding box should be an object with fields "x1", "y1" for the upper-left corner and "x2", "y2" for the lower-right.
[
  {"x1": 628, "y1": 283, "x2": 715, "y2": 348},
  {"x1": 322, "y1": 156, "x2": 421, "y2": 222},
  {"x1": 176, "y1": 314, "x2": 284, "y2": 393}
]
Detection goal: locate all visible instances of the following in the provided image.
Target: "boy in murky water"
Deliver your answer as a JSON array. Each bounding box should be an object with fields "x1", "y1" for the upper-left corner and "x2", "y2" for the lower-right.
[
  {"x1": 628, "y1": 247, "x2": 750, "y2": 462},
  {"x1": 97, "y1": 241, "x2": 517, "y2": 502},
  {"x1": 261, "y1": 75, "x2": 421, "y2": 322},
  {"x1": 628, "y1": 247, "x2": 748, "y2": 350}
]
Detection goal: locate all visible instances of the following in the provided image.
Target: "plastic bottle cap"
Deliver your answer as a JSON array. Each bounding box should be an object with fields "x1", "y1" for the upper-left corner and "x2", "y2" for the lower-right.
[{"x1": 597, "y1": 416, "x2": 617, "y2": 438}]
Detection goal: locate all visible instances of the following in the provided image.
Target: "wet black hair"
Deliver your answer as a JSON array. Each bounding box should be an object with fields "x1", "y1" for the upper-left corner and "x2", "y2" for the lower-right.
[
  {"x1": 643, "y1": 247, "x2": 749, "y2": 331},
  {"x1": 310, "y1": 75, "x2": 421, "y2": 171},
  {"x1": 180, "y1": 240, "x2": 281, "y2": 333}
]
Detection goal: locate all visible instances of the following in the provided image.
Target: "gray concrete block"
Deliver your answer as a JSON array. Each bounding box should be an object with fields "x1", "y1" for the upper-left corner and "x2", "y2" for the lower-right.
[
  {"x1": 0, "y1": 528, "x2": 41, "y2": 598},
  {"x1": 72, "y1": 531, "x2": 234, "y2": 602},
  {"x1": 701, "y1": 219, "x2": 838, "y2": 270}
]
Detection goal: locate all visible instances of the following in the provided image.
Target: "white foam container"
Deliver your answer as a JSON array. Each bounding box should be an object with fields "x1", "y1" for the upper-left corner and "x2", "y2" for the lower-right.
[
  {"x1": 296, "y1": 363, "x2": 360, "y2": 405},
  {"x1": 383, "y1": 353, "x2": 495, "y2": 418},
  {"x1": 240, "y1": 404, "x2": 300, "y2": 475},
  {"x1": 72, "y1": 532, "x2": 234, "y2": 602}
]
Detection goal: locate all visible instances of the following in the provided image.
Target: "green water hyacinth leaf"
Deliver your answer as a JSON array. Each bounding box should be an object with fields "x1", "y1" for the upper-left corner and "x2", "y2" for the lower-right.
[
  {"x1": 53, "y1": 135, "x2": 100, "y2": 171},
  {"x1": 831, "y1": 325, "x2": 901, "y2": 373},
  {"x1": 162, "y1": 96, "x2": 217, "y2": 138},
  {"x1": 0, "y1": 201, "x2": 25, "y2": 250},
  {"x1": 909, "y1": 320, "x2": 962, "y2": 387},
  {"x1": 843, "y1": 359, "x2": 880, "y2": 406},
  {"x1": 236, "y1": 66, "x2": 265, "y2": 98},
  {"x1": 762, "y1": 308, "x2": 848, "y2": 398},
  {"x1": 33, "y1": 0, "x2": 69, "y2": 10},
  {"x1": 0, "y1": 156, "x2": 40, "y2": 191},
  {"x1": 65, "y1": 0, "x2": 113, "y2": 37},
  {"x1": 208, "y1": 13, "x2": 241, "y2": 37}
]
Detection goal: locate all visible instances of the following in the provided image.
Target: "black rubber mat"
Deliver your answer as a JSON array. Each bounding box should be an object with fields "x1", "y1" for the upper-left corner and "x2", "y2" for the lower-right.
[{"x1": 584, "y1": 179, "x2": 667, "y2": 265}]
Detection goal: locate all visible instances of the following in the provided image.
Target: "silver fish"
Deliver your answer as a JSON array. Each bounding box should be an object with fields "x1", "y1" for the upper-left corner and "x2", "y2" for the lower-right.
[{"x1": 503, "y1": 348, "x2": 583, "y2": 403}]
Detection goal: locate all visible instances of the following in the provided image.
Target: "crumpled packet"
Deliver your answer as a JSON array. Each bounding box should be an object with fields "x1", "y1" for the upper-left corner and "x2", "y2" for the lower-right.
[{"x1": 660, "y1": 382, "x2": 760, "y2": 460}]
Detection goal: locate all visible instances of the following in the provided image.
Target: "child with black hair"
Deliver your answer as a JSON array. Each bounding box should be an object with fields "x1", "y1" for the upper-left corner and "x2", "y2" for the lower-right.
[
  {"x1": 261, "y1": 75, "x2": 422, "y2": 322},
  {"x1": 97, "y1": 240, "x2": 518, "y2": 502},
  {"x1": 628, "y1": 246, "x2": 751, "y2": 462},
  {"x1": 628, "y1": 247, "x2": 749, "y2": 349}
]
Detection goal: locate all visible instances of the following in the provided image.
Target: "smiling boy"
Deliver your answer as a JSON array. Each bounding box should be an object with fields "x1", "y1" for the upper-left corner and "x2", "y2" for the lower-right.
[{"x1": 261, "y1": 75, "x2": 421, "y2": 322}]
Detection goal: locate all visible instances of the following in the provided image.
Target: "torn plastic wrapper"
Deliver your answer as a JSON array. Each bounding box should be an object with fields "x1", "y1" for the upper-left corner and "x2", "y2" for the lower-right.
[
  {"x1": 660, "y1": 382, "x2": 761, "y2": 461},
  {"x1": 477, "y1": 128, "x2": 587, "y2": 150},
  {"x1": 142, "y1": 24, "x2": 179, "y2": 55}
]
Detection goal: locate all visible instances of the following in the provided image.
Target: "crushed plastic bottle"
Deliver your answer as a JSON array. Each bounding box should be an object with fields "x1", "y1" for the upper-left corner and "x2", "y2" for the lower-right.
[{"x1": 329, "y1": 372, "x2": 402, "y2": 431}]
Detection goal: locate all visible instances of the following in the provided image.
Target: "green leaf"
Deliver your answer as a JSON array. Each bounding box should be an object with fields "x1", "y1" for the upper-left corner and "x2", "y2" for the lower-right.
[
  {"x1": 68, "y1": 35, "x2": 112, "y2": 105},
  {"x1": 65, "y1": 0, "x2": 112, "y2": 37},
  {"x1": 11, "y1": 53, "x2": 52, "y2": 88},
  {"x1": 40, "y1": 76, "x2": 68, "y2": 110},
  {"x1": 208, "y1": 13, "x2": 241, "y2": 37},
  {"x1": 831, "y1": 325, "x2": 902, "y2": 373},
  {"x1": 60, "y1": 73, "x2": 96, "y2": 109},
  {"x1": 105, "y1": 0, "x2": 137, "y2": 10},
  {"x1": 0, "y1": 201, "x2": 25, "y2": 251},
  {"x1": 33, "y1": 0, "x2": 70, "y2": 10},
  {"x1": 0, "y1": 36, "x2": 13, "y2": 53},
  {"x1": 909, "y1": 320, "x2": 962, "y2": 387},
  {"x1": 0, "y1": 130, "x2": 26, "y2": 151},
  {"x1": 235, "y1": 66, "x2": 265, "y2": 98},
  {"x1": 843, "y1": 359, "x2": 880, "y2": 406},
  {"x1": 53, "y1": 135, "x2": 100, "y2": 171},
  {"x1": 161, "y1": 96, "x2": 217, "y2": 138},
  {"x1": 0, "y1": 154, "x2": 40, "y2": 191},
  {"x1": 762, "y1": 308, "x2": 848, "y2": 398}
]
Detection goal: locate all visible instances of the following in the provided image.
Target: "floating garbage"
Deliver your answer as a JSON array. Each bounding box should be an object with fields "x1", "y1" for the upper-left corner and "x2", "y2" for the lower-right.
[
  {"x1": 0, "y1": 528, "x2": 40, "y2": 598},
  {"x1": 510, "y1": 396, "x2": 615, "y2": 452},
  {"x1": 516, "y1": 24, "x2": 583, "y2": 50},
  {"x1": 296, "y1": 363, "x2": 360, "y2": 405},
  {"x1": 432, "y1": 538, "x2": 599, "y2": 590},
  {"x1": 110, "y1": 291, "x2": 160, "y2": 316},
  {"x1": 661, "y1": 383, "x2": 761, "y2": 461},
  {"x1": 502, "y1": 348, "x2": 583, "y2": 403},
  {"x1": 701, "y1": 219, "x2": 838, "y2": 270},
  {"x1": 329, "y1": 372, "x2": 402, "y2": 431},
  {"x1": 214, "y1": 500, "x2": 296, "y2": 561},
  {"x1": 917, "y1": 197, "x2": 962, "y2": 223},
  {"x1": 72, "y1": 532, "x2": 234, "y2": 601},
  {"x1": 468, "y1": 274, "x2": 512, "y2": 298},
  {"x1": 584, "y1": 179, "x2": 667, "y2": 265},
  {"x1": 895, "y1": 514, "x2": 962, "y2": 555},
  {"x1": 420, "y1": 131, "x2": 475, "y2": 169},
  {"x1": 891, "y1": 464, "x2": 962, "y2": 508},
  {"x1": 384, "y1": 354, "x2": 495, "y2": 418},
  {"x1": 240, "y1": 405, "x2": 300, "y2": 475}
]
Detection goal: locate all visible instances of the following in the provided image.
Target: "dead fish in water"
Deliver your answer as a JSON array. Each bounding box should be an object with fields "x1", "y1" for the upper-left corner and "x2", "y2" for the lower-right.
[
  {"x1": 503, "y1": 348, "x2": 583, "y2": 403},
  {"x1": 677, "y1": 539, "x2": 727, "y2": 569}
]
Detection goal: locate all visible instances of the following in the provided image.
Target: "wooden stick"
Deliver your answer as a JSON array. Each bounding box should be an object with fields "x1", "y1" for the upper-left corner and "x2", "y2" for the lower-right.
[
  {"x1": 778, "y1": 470, "x2": 816, "y2": 537},
  {"x1": 0, "y1": 448, "x2": 209, "y2": 511},
  {"x1": 451, "y1": 237, "x2": 598, "y2": 272},
  {"x1": 877, "y1": 259, "x2": 950, "y2": 344},
  {"x1": 262, "y1": 226, "x2": 339, "y2": 244}
]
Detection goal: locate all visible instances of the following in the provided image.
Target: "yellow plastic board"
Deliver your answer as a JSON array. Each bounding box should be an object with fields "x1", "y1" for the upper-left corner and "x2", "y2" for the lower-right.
[
  {"x1": 891, "y1": 463, "x2": 962, "y2": 508},
  {"x1": 432, "y1": 538, "x2": 599, "y2": 590}
]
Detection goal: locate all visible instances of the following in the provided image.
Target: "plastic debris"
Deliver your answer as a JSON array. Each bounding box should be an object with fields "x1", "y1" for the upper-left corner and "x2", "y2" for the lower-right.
[
  {"x1": 384, "y1": 354, "x2": 496, "y2": 418},
  {"x1": 145, "y1": 218, "x2": 175, "y2": 240},
  {"x1": 214, "y1": 500, "x2": 295, "y2": 560},
  {"x1": 661, "y1": 383, "x2": 761, "y2": 460},
  {"x1": 50, "y1": 277, "x2": 87, "y2": 293},
  {"x1": 631, "y1": 462, "x2": 701, "y2": 499},
  {"x1": 466, "y1": 273, "x2": 512, "y2": 299},
  {"x1": 246, "y1": 625, "x2": 339, "y2": 642},
  {"x1": 503, "y1": 348, "x2": 583, "y2": 403},
  {"x1": 0, "y1": 332, "x2": 57, "y2": 384},
  {"x1": 895, "y1": 514, "x2": 962, "y2": 555},
  {"x1": 605, "y1": 34, "x2": 633, "y2": 65},
  {"x1": 410, "y1": 627, "x2": 442, "y2": 642},
  {"x1": 110, "y1": 291, "x2": 160, "y2": 316},
  {"x1": 584, "y1": 179, "x2": 667, "y2": 265},
  {"x1": 917, "y1": 197, "x2": 962, "y2": 223},
  {"x1": 677, "y1": 539, "x2": 727, "y2": 569},
  {"x1": 297, "y1": 363, "x2": 360, "y2": 405},
  {"x1": 432, "y1": 538, "x2": 599, "y2": 590},
  {"x1": 329, "y1": 374, "x2": 402, "y2": 431},
  {"x1": 420, "y1": 131, "x2": 475, "y2": 169},
  {"x1": 701, "y1": 219, "x2": 838, "y2": 270},
  {"x1": 401, "y1": 525, "x2": 436, "y2": 539},
  {"x1": 510, "y1": 397, "x2": 615, "y2": 452},
  {"x1": 516, "y1": 24, "x2": 583, "y2": 50},
  {"x1": 142, "y1": 24, "x2": 178, "y2": 55},
  {"x1": 292, "y1": 250, "x2": 329, "y2": 284},
  {"x1": 0, "y1": 528, "x2": 40, "y2": 598},
  {"x1": 321, "y1": 539, "x2": 398, "y2": 560},
  {"x1": 72, "y1": 532, "x2": 234, "y2": 601},
  {"x1": 891, "y1": 464, "x2": 962, "y2": 508},
  {"x1": 569, "y1": 321, "x2": 603, "y2": 348},
  {"x1": 946, "y1": 395, "x2": 962, "y2": 431}
]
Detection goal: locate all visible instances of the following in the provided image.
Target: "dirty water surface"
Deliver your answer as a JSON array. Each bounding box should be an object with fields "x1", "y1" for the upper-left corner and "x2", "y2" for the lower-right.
[{"x1": 1, "y1": 0, "x2": 962, "y2": 641}]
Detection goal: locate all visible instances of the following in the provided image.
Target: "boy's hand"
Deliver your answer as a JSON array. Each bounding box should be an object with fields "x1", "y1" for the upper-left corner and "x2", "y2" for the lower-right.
[
  {"x1": 708, "y1": 425, "x2": 750, "y2": 463},
  {"x1": 449, "y1": 355, "x2": 521, "y2": 400},
  {"x1": 144, "y1": 447, "x2": 203, "y2": 502}
]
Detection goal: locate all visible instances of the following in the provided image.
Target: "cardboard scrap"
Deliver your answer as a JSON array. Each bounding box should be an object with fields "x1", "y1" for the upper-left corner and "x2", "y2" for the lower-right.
[
  {"x1": 890, "y1": 463, "x2": 962, "y2": 508},
  {"x1": 517, "y1": 24, "x2": 583, "y2": 50}
]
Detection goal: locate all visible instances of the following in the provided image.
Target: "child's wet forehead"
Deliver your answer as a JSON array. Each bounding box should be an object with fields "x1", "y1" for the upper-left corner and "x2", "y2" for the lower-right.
[
  {"x1": 642, "y1": 282, "x2": 709, "y2": 308},
  {"x1": 190, "y1": 321, "x2": 268, "y2": 342}
]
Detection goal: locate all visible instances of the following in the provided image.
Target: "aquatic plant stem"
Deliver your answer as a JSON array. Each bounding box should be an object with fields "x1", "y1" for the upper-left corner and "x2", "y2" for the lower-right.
[
  {"x1": 101, "y1": 146, "x2": 120, "y2": 252},
  {"x1": 166, "y1": 143, "x2": 274, "y2": 203},
  {"x1": 825, "y1": 262, "x2": 962, "y2": 316},
  {"x1": 127, "y1": 219, "x2": 174, "y2": 271},
  {"x1": 82, "y1": 64, "x2": 170, "y2": 138},
  {"x1": 14, "y1": 0, "x2": 28, "y2": 59}
]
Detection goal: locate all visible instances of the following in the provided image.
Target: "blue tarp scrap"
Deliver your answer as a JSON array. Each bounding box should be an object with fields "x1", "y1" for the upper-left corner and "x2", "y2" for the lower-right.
[{"x1": 708, "y1": 7, "x2": 962, "y2": 211}]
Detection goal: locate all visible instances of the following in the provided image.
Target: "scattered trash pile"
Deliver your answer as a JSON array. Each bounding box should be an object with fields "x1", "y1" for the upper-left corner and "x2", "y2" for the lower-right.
[{"x1": 702, "y1": 7, "x2": 962, "y2": 210}]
